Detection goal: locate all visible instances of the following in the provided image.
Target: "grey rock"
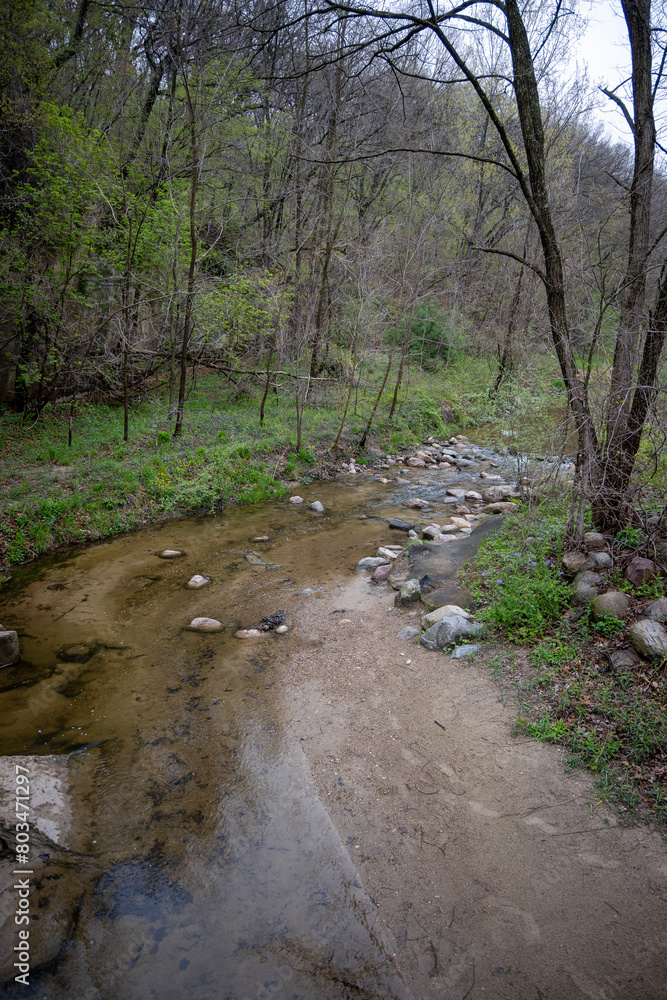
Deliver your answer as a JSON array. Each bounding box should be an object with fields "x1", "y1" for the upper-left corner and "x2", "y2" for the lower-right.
[
  {"x1": 396, "y1": 626, "x2": 420, "y2": 641},
  {"x1": 562, "y1": 551, "x2": 589, "y2": 576},
  {"x1": 187, "y1": 574, "x2": 211, "y2": 589},
  {"x1": 608, "y1": 648, "x2": 641, "y2": 671},
  {"x1": 377, "y1": 546, "x2": 400, "y2": 560},
  {"x1": 583, "y1": 531, "x2": 606, "y2": 551},
  {"x1": 0, "y1": 630, "x2": 20, "y2": 668},
  {"x1": 57, "y1": 642, "x2": 96, "y2": 663},
  {"x1": 591, "y1": 551, "x2": 613, "y2": 569},
  {"x1": 481, "y1": 485, "x2": 515, "y2": 503},
  {"x1": 395, "y1": 578, "x2": 422, "y2": 607},
  {"x1": 630, "y1": 619, "x2": 667, "y2": 660},
  {"x1": 479, "y1": 502, "x2": 519, "y2": 515},
  {"x1": 446, "y1": 488, "x2": 467, "y2": 498},
  {"x1": 571, "y1": 570, "x2": 604, "y2": 607},
  {"x1": 309, "y1": 500, "x2": 325, "y2": 512},
  {"x1": 289, "y1": 495, "x2": 304, "y2": 504},
  {"x1": 626, "y1": 556, "x2": 657, "y2": 586},
  {"x1": 159, "y1": 549, "x2": 184, "y2": 559},
  {"x1": 356, "y1": 556, "x2": 390, "y2": 570},
  {"x1": 187, "y1": 617, "x2": 223, "y2": 632},
  {"x1": 420, "y1": 616, "x2": 485, "y2": 651},
  {"x1": 408, "y1": 530, "x2": 419, "y2": 539},
  {"x1": 389, "y1": 518, "x2": 416, "y2": 532},
  {"x1": 590, "y1": 591, "x2": 631, "y2": 620},
  {"x1": 450, "y1": 645, "x2": 481, "y2": 659},
  {"x1": 422, "y1": 524, "x2": 443, "y2": 540},
  {"x1": 646, "y1": 596, "x2": 667, "y2": 621}
]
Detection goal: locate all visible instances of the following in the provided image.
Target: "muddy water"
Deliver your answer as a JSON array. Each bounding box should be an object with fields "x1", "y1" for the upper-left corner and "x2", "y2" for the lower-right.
[{"x1": 0, "y1": 460, "x2": 511, "y2": 1000}]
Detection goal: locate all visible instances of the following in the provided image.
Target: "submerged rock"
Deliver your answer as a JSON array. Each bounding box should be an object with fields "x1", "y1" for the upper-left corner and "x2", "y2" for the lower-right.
[
  {"x1": 188, "y1": 618, "x2": 223, "y2": 632},
  {"x1": 57, "y1": 642, "x2": 96, "y2": 663},
  {"x1": 389, "y1": 518, "x2": 416, "y2": 532},
  {"x1": 289, "y1": 495, "x2": 304, "y2": 504},
  {"x1": 235, "y1": 628, "x2": 262, "y2": 638},
  {"x1": 309, "y1": 501, "x2": 325, "y2": 512}
]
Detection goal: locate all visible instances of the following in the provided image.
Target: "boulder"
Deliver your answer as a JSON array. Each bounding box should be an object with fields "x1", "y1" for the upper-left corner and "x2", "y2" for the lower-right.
[
  {"x1": 571, "y1": 570, "x2": 603, "y2": 607},
  {"x1": 449, "y1": 516, "x2": 471, "y2": 528},
  {"x1": 626, "y1": 556, "x2": 657, "y2": 586},
  {"x1": 481, "y1": 485, "x2": 515, "y2": 503},
  {"x1": 562, "y1": 551, "x2": 589, "y2": 576},
  {"x1": 422, "y1": 524, "x2": 442, "y2": 540},
  {"x1": 590, "y1": 591, "x2": 631, "y2": 620},
  {"x1": 389, "y1": 518, "x2": 416, "y2": 532},
  {"x1": 371, "y1": 564, "x2": 392, "y2": 584},
  {"x1": 629, "y1": 619, "x2": 667, "y2": 660},
  {"x1": 395, "y1": 578, "x2": 422, "y2": 607},
  {"x1": 421, "y1": 605, "x2": 471, "y2": 629},
  {"x1": 187, "y1": 574, "x2": 211, "y2": 589},
  {"x1": 356, "y1": 556, "x2": 389, "y2": 571},
  {"x1": 479, "y1": 502, "x2": 519, "y2": 515},
  {"x1": 591, "y1": 551, "x2": 613, "y2": 569},
  {"x1": 583, "y1": 531, "x2": 606, "y2": 551},
  {"x1": 446, "y1": 488, "x2": 467, "y2": 498},
  {"x1": 309, "y1": 500, "x2": 325, "y2": 512},
  {"x1": 646, "y1": 596, "x2": 667, "y2": 621},
  {"x1": 0, "y1": 629, "x2": 20, "y2": 667},
  {"x1": 420, "y1": 616, "x2": 485, "y2": 651},
  {"x1": 396, "y1": 626, "x2": 420, "y2": 641},
  {"x1": 188, "y1": 618, "x2": 223, "y2": 632}
]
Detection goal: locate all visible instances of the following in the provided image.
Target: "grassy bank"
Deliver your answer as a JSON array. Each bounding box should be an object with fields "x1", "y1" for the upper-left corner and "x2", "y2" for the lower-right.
[
  {"x1": 1, "y1": 354, "x2": 570, "y2": 570},
  {"x1": 464, "y1": 497, "x2": 667, "y2": 830}
]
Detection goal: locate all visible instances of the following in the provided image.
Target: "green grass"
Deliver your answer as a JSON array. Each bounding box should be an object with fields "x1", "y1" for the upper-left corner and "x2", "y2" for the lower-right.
[{"x1": 466, "y1": 497, "x2": 667, "y2": 830}]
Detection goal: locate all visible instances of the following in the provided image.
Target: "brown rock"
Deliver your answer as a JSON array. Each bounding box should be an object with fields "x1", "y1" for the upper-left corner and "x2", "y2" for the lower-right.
[
  {"x1": 371, "y1": 563, "x2": 392, "y2": 584},
  {"x1": 481, "y1": 485, "x2": 515, "y2": 503},
  {"x1": 402, "y1": 497, "x2": 430, "y2": 509},
  {"x1": 626, "y1": 556, "x2": 657, "y2": 586},
  {"x1": 583, "y1": 531, "x2": 606, "y2": 551},
  {"x1": 406, "y1": 457, "x2": 426, "y2": 468},
  {"x1": 562, "y1": 551, "x2": 589, "y2": 576},
  {"x1": 479, "y1": 502, "x2": 520, "y2": 515}
]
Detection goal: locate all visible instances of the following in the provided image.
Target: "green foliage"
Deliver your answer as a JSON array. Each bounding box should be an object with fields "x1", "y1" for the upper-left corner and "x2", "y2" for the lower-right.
[
  {"x1": 592, "y1": 614, "x2": 625, "y2": 638},
  {"x1": 615, "y1": 526, "x2": 646, "y2": 549},
  {"x1": 385, "y1": 301, "x2": 462, "y2": 363}
]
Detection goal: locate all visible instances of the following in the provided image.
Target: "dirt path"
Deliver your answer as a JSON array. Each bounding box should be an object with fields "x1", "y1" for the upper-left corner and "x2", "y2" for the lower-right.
[{"x1": 281, "y1": 574, "x2": 667, "y2": 1000}]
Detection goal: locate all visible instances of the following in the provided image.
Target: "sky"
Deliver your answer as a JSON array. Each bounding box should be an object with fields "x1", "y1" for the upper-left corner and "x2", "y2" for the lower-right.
[{"x1": 573, "y1": 0, "x2": 634, "y2": 144}]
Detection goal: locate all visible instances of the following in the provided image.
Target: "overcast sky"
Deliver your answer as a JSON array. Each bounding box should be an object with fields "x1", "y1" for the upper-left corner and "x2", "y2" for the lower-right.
[{"x1": 573, "y1": 0, "x2": 634, "y2": 144}]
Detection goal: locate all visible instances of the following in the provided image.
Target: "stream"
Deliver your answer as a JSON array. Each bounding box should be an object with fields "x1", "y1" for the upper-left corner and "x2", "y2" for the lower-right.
[{"x1": 0, "y1": 446, "x2": 523, "y2": 1000}]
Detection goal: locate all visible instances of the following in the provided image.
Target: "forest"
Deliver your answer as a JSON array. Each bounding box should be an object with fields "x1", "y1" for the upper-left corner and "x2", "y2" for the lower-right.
[{"x1": 1, "y1": 0, "x2": 667, "y2": 563}]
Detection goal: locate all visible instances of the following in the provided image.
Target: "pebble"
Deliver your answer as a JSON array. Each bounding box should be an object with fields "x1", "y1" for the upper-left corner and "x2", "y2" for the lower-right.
[
  {"x1": 187, "y1": 575, "x2": 211, "y2": 589},
  {"x1": 290, "y1": 496, "x2": 304, "y2": 504},
  {"x1": 234, "y1": 628, "x2": 263, "y2": 638},
  {"x1": 275, "y1": 625, "x2": 289, "y2": 634},
  {"x1": 159, "y1": 549, "x2": 184, "y2": 558},
  {"x1": 310, "y1": 501, "x2": 325, "y2": 512},
  {"x1": 188, "y1": 618, "x2": 222, "y2": 632}
]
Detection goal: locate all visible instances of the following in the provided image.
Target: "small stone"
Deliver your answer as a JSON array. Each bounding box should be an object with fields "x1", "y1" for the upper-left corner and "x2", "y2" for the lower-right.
[
  {"x1": 275, "y1": 625, "x2": 289, "y2": 634},
  {"x1": 408, "y1": 530, "x2": 419, "y2": 539},
  {"x1": 234, "y1": 628, "x2": 262, "y2": 638},
  {"x1": 389, "y1": 518, "x2": 416, "y2": 532},
  {"x1": 396, "y1": 626, "x2": 420, "y2": 641},
  {"x1": 56, "y1": 643, "x2": 96, "y2": 663},
  {"x1": 449, "y1": 516, "x2": 471, "y2": 528},
  {"x1": 402, "y1": 497, "x2": 429, "y2": 509},
  {"x1": 446, "y1": 488, "x2": 467, "y2": 498},
  {"x1": 188, "y1": 618, "x2": 223, "y2": 632},
  {"x1": 395, "y1": 579, "x2": 422, "y2": 607},
  {"x1": 356, "y1": 556, "x2": 390, "y2": 570},
  {"x1": 407, "y1": 457, "x2": 426, "y2": 467},
  {"x1": 0, "y1": 630, "x2": 21, "y2": 667},
  {"x1": 629, "y1": 619, "x2": 667, "y2": 660},
  {"x1": 583, "y1": 531, "x2": 606, "y2": 551},
  {"x1": 289, "y1": 495, "x2": 304, "y2": 504},
  {"x1": 646, "y1": 597, "x2": 667, "y2": 621},
  {"x1": 309, "y1": 501, "x2": 325, "y2": 512},
  {"x1": 450, "y1": 645, "x2": 481, "y2": 659},
  {"x1": 590, "y1": 591, "x2": 631, "y2": 620},
  {"x1": 159, "y1": 549, "x2": 184, "y2": 559},
  {"x1": 465, "y1": 491, "x2": 483, "y2": 501},
  {"x1": 187, "y1": 575, "x2": 211, "y2": 589},
  {"x1": 626, "y1": 556, "x2": 657, "y2": 586},
  {"x1": 252, "y1": 535, "x2": 270, "y2": 542},
  {"x1": 372, "y1": 564, "x2": 392, "y2": 583}
]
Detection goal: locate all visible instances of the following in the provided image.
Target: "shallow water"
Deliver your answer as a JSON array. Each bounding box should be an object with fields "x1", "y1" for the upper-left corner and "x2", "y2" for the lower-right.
[{"x1": 0, "y1": 457, "x2": 511, "y2": 999}]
